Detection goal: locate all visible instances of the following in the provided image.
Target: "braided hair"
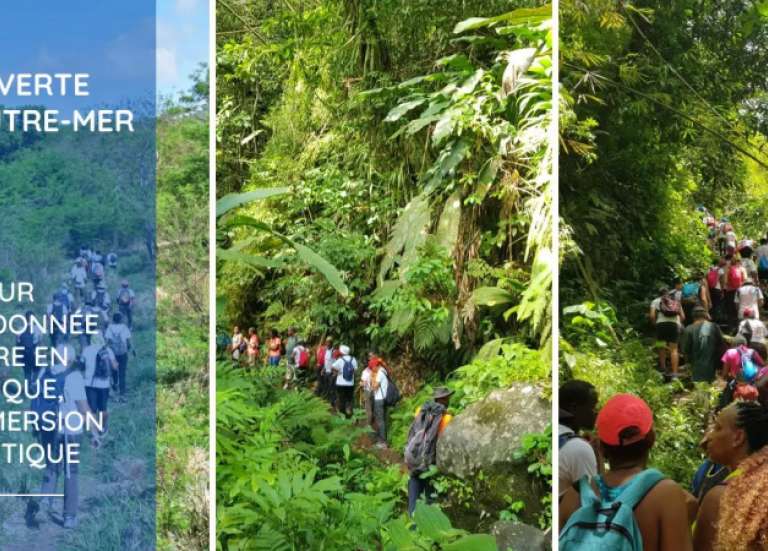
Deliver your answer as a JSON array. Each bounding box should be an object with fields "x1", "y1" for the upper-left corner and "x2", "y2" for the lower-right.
[{"x1": 735, "y1": 401, "x2": 768, "y2": 453}]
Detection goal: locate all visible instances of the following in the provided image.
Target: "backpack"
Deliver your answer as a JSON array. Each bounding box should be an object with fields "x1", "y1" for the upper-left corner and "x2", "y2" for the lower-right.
[
  {"x1": 51, "y1": 302, "x2": 65, "y2": 322},
  {"x1": 659, "y1": 294, "x2": 680, "y2": 317},
  {"x1": 759, "y1": 256, "x2": 768, "y2": 272},
  {"x1": 559, "y1": 431, "x2": 577, "y2": 449},
  {"x1": 118, "y1": 288, "x2": 131, "y2": 305},
  {"x1": 384, "y1": 372, "x2": 402, "y2": 407},
  {"x1": 31, "y1": 367, "x2": 76, "y2": 428},
  {"x1": 316, "y1": 345, "x2": 327, "y2": 368},
  {"x1": 559, "y1": 469, "x2": 665, "y2": 551},
  {"x1": 92, "y1": 262, "x2": 104, "y2": 278},
  {"x1": 93, "y1": 347, "x2": 112, "y2": 380},
  {"x1": 681, "y1": 282, "x2": 700, "y2": 301},
  {"x1": 707, "y1": 267, "x2": 720, "y2": 289},
  {"x1": 740, "y1": 348, "x2": 759, "y2": 382},
  {"x1": 405, "y1": 401, "x2": 446, "y2": 473},
  {"x1": 108, "y1": 327, "x2": 128, "y2": 356},
  {"x1": 297, "y1": 347, "x2": 309, "y2": 369},
  {"x1": 342, "y1": 357, "x2": 355, "y2": 382},
  {"x1": 727, "y1": 265, "x2": 744, "y2": 290}
]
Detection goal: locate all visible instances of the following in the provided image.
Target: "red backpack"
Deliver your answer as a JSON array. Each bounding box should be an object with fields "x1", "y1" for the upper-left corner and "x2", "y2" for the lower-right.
[
  {"x1": 727, "y1": 265, "x2": 744, "y2": 290},
  {"x1": 707, "y1": 267, "x2": 719, "y2": 289},
  {"x1": 316, "y1": 345, "x2": 327, "y2": 368},
  {"x1": 298, "y1": 348, "x2": 310, "y2": 369}
]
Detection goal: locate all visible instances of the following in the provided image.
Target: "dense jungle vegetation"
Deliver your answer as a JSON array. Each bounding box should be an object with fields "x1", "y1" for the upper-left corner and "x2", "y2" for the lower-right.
[
  {"x1": 216, "y1": 1, "x2": 552, "y2": 548},
  {"x1": 559, "y1": 1, "x2": 768, "y2": 485},
  {"x1": 156, "y1": 71, "x2": 210, "y2": 550}
]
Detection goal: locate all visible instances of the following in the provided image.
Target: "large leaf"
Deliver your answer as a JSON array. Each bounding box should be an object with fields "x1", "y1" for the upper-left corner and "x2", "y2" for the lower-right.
[
  {"x1": 453, "y1": 6, "x2": 551, "y2": 33},
  {"x1": 385, "y1": 99, "x2": 426, "y2": 123},
  {"x1": 216, "y1": 187, "x2": 290, "y2": 217},
  {"x1": 378, "y1": 192, "x2": 432, "y2": 285},
  {"x1": 413, "y1": 503, "x2": 453, "y2": 541},
  {"x1": 442, "y1": 534, "x2": 498, "y2": 551},
  {"x1": 472, "y1": 286, "x2": 514, "y2": 307},
  {"x1": 435, "y1": 190, "x2": 463, "y2": 253},
  {"x1": 293, "y1": 242, "x2": 350, "y2": 297},
  {"x1": 217, "y1": 248, "x2": 284, "y2": 269},
  {"x1": 426, "y1": 139, "x2": 472, "y2": 188}
]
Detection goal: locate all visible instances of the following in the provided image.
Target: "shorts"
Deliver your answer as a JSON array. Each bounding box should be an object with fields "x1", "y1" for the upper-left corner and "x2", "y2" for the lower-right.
[
  {"x1": 656, "y1": 322, "x2": 680, "y2": 343},
  {"x1": 86, "y1": 386, "x2": 109, "y2": 413},
  {"x1": 269, "y1": 355, "x2": 280, "y2": 366}
]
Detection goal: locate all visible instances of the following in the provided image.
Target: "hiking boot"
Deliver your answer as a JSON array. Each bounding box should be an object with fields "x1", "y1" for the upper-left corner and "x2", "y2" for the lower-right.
[{"x1": 63, "y1": 515, "x2": 78, "y2": 529}]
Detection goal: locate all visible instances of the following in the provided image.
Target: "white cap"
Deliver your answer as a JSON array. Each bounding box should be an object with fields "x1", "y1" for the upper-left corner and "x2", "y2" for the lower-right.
[{"x1": 339, "y1": 345, "x2": 350, "y2": 355}]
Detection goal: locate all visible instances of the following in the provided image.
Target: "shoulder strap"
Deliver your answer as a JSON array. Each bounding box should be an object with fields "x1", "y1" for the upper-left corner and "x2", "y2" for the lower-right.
[
  {"x1": 615, "y1": 469, "x2": 665, "y2": 509},
  {"x1": 577, "y1": 476, "x2": 599, "y2": 508}
]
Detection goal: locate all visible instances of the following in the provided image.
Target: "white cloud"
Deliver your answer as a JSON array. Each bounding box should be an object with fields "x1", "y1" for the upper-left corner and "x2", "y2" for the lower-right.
[{"x1": 157, "y1": 47, "x2": 179, "y2": 86}]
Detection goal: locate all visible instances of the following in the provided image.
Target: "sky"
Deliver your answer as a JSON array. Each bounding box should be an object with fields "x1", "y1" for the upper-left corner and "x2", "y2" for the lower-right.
[{"x1": 157, "y1": 0, "x2": 210, "y2": 96}]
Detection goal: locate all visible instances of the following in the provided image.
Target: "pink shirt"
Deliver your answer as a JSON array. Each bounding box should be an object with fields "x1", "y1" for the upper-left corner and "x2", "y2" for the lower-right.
[{"x1": 722, "y1": 346, "x2": 765, "y2": 377}]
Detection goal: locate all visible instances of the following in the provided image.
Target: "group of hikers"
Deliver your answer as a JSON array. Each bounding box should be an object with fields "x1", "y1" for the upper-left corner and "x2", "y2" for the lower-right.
[
  {"x1": 559, "y1": 209, "x2": 768, "y2": 549},
  {"x1": 19, "y1": 245, "x2": 137, "y2": 530},
  {"x1": 224, "y1": 324, "x2": 455, "y2": 515}
]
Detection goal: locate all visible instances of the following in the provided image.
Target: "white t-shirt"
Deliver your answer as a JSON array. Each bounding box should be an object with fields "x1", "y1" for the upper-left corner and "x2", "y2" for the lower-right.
[
  {"x1": 332, "y1": 355, "x2": 357, "y2": 386},
  {"x1": 292, "y1": 345, "x2": 307, "y2": 367},
  {"x1": 46, "y1": 344, "x2": 86, "y2": 436},
  {"x1": 83, "y1": 344, "x2": 116, "y2": 389},
  {"x1": 726, "y1": 231, "x2": 737, "y2": 247},
  {"x1": 324, "y1": 349, "x2": 334, "y2": 373},
  {"x1": 558, "y1": 424, "x2": 597, "y2": 495},
  {"x1": 757, "y1": 245, "x2": 768, "y2": 262},
  {"x1": 743, "y1": 257, "x2": 758, "y2": 276},
  {"x1": 651, "y1": 297, "x2": 679, "y2": 324},
  {"x1": 105, "y1": 324, "x2": 132, "y2": 355},
  {"x1": 735, "y1": 285, "x2": 763, "y2": 319},
  {"x1": 70, "y1": 265, "x2": 87, "y2": 286},
  {"x1": 373, "y1": 368, "x2": 388, "y2": 401},
  {"x1": 360, "y1": 368, "x2": 372, "y2": 392},
  {"x1": 740, "y1": 319, "x2": 768, "y2": 344}
]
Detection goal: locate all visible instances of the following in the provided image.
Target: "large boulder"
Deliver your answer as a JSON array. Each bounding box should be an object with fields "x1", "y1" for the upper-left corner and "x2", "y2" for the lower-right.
[
  {"x1": 436, "y1": 383, "x2": 549, "y2": 523},
  {"x1": 492, "y1": 521, "x2": 550, "y2": 551}
]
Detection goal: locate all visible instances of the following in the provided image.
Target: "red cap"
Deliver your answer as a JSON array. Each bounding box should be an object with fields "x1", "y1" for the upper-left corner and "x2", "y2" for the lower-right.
[{"x1": 595, "y1": 394, "x2": 653, "y2": 446}]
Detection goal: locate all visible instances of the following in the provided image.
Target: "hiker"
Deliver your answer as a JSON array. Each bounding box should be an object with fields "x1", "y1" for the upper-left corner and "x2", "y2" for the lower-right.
[
  {"x1": 735, "y1": 276, "x2": 764, "y2": 321},
  {"x1": 105, "y1": 313, "x2": 133, "y2": 401},
  {"x1": 680, "y1": 305, "x2": 724, "y2": 383},
  {"x1": 360, "y1": 359, "x2": 375, "y2": 430},
  {"x1": 679, "y1": 276, "x2": 710, "y2": 324},
  {"x1": 741, "y1": 243, "x2": 758, "y2": 284},
  {"x1": 757, "y1": 238, "x2": 768, "y2": 287},
  {"x1": 290, "y1": 339, "x2": 310, "y2": 386},
  {"x1": 285, "y1": 327, "x2": 299, "y2": 366},
  {"x1": 106, "y1": 251, "x2": 118, "y2": 269},
  {"x1": 15, "y1": 310, "x2": 42, "y2": 383},
  {"x1": 725, "y1": 224, "x2": 737, "y2": 257},
  {"x1": 267, "y1": 329, "x2": 282, "y2": 366},
  {"x1": 47, "y1": 292, "x2": 69, "y2": 346},
  {"x1": 332, "y1": 345, "x2": 357, "y2": 418},
  {"x1": 230, "y1": 326, "x2": 244, "y2": 363},
  {"x1": 738, "y1": 307, "x2": 768, "y2": 358},
  {"x1": 719, "y1": 336, "x2": 766, "y2": 404},
  {"x1": 693, "y1": 400, "x2": 768, "y2": 550},
  {"x1": 405, "y1": 387, "x2": 454, "y2": 516},
  {"x1": 558, "y1": 380, "x2": 599, "y2": 494},
  {"x1": 706, "y1": 259, "x2": 725, "y2": 321},
  {"x1": 370, "y1": 356, "x2": 390, "y2": 448},
  {"x1": 724, "y1": 256, "x2": 746, "y2": 333},
  {"x1": 559, "y1": 393, "x2": 693, "y2": 550},
  {"x1": 320, "y1": 338, "x2": 336, "y2": 404},
  {"x1": 717, "y1": 218, "x2": 729, "y2": 257},
  {"x1": 246, "y1": 327, "x2": 260, "y2": 367},
  {"x1": 650, "y1": 287, "x2": 684, "y2": 377},
  {"x1": 90, "y1": 281, "x2": 111, "y2": 313},
  {"x1": 26, "y1": 342, "x2": 102, "y2": 530},
  {"x1": 314, "y1": 338, "x2": 329, "y2": 396},
  {"x1": 90, "y1": 256, "x2": 105, "y2": 289},
  {"x1": 116, "y1": 280, "x2": 135, "y2": 328},
  {"x1": 70, "y1": 258, "x2": 88, "y2": 303},
  {"x1": 82, "y1": 333, "x2": 116, "y2": 435}
]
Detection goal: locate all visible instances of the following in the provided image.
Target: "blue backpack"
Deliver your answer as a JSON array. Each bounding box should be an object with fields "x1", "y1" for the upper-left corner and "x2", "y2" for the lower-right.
[
  {"x1": 559, "y1": 469, "x2": 665, "y2": 550},
  {"x1": 342, "y1": 358, "x2": 355, "y2": 382},
  {"x1": 760, "y1": 256, "x2": 768, "y2": 271},
  {"x1": 740, "y1": 348, "x2": 759, "y2": 382},
  {"x1": 681, "y1": 281, "x2": 700, "y2": 300}
]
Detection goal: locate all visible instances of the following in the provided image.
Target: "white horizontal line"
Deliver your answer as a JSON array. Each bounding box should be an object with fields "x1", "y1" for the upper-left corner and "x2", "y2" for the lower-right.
[{"x1": 0, "y1": 494, "x2": 63, "y2": 497}]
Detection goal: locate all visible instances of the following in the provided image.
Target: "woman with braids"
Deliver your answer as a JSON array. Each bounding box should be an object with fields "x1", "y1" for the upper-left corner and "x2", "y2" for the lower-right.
[{"x1": 693, "y1": 400, "x2": 768, "y2": 550}]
